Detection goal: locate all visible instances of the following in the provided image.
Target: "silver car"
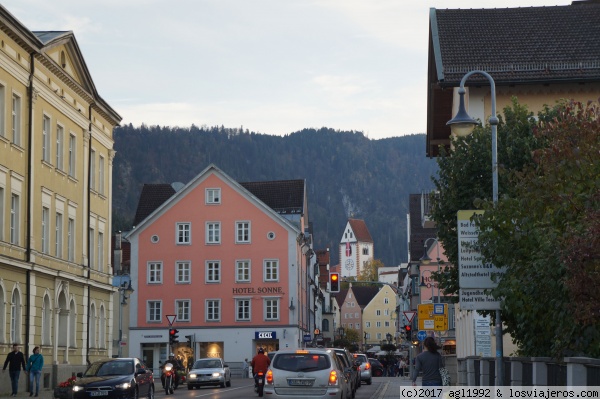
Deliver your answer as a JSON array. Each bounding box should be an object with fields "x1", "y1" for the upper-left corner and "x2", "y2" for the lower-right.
[
  {"x1": 352, "y1": 353, "x2": 372, "y2": 385},
  {"x1": 264, "y1": 349, "x2": 351, "y2": 399},
  {"x1": 187, "y1": 358, "x2": 231, "y2": 389}
]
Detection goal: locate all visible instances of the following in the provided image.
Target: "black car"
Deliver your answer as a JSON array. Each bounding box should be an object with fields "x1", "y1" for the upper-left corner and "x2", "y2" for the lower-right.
[
  {"x1": 367, "y1": 358, "x2": 384, "y2": 377},
  {"x1": 72, "y1": 358, "x2": 155, "y2": 399}
]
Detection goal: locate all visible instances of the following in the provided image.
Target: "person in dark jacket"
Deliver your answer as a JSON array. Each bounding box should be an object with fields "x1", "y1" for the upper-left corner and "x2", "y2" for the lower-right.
[
  {"x1": 411, "y1": 337, "x2": 444, "y2": 387},
  {"x1": 3, "y1": 343, "x2": 27, "y2": 397},
  {"x1": 26, "y1": 346, "x2": 44, "y2": 397}
]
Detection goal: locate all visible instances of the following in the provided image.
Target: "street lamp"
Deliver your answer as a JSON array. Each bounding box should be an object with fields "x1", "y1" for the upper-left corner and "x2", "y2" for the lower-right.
[
  {"x1": 419, "y1": 237, "x2": 442, "y2": 303},
  {"x1": 118, "y1": 280, "x2": 134, "y2": 358},
  {"x1": 446, "y1": 70, "x2": 503, "y2": 385},
  {"x1": 386, "y1": 333, "x2": 392, "y2": 344}
]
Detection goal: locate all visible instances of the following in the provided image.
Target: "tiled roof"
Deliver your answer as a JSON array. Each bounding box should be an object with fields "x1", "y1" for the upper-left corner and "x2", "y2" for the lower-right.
[
  {"x1": 348, "y1": 219, "x2": 373, "y2": 243},
  {"x1": 240, "y1": 179, "x2": 305, "y2": 215},
  {"x1": 335, "y1": 290, "x2": 348, "y2": 307},
  {"x1": 408, "y1": 194, "x2": 437, "y2": 263},
  {"x1": 432, "y1": 2, "x2": 600, "y2": 86},
  {"x1": 351, "y1": 286, "x2": 380, "y2": 307},
  {"x1": 132, "y1": 184, "x2": 176, "y2": 227}
]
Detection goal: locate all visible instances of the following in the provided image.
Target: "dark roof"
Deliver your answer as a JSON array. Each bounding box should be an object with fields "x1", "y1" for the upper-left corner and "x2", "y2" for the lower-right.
[
  {"x1": 348, "y1": 219, "x2": 373, "y2": 243},
  {"x1": 335, "y1": 290, "x2": 348, "y2": 308},
  {"x1": 432, "y1": 2, "x2": 600, "y2": 86},
  {"x1": 240, "y1": 179, "x2": 305, "y2": 215},
  {"x1": 408, "y1": 194, "x2": 437, "y2": 263},
  {"x1": 33, "y1": 31, "x2": 69, "y2": 44},
  {"x1": 132, "y1": 184, "x2": 176, "y2": 227},
  {"x1": 351, "y1": 286, "x2": 379, "y2": 307}
]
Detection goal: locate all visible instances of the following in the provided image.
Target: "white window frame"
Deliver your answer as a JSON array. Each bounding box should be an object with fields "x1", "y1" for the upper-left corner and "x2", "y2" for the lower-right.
[
  {"x1": 90, "y1": 149, "x2": 96, "y2": 190},
  {"x1": 88, "y1": 228, "x2": 94, "y2": 269},
  {"x1": 98, "y1": 232, "x2": 104, "y2": 271},
  {"x1": 55, "y1": 212, "x2": 63, "y2": 258},
  {"x1": 236, "y1": 221, "x2": 251, "y2": 243},
  {"x1": 67, "y1": 218, "x2": 75, "y2": 262},
  {"x1": 147, "y1": 301, "x2": 162, "y2": 322},
  {"x1": 148, "y1": 262, "x2": 163, "y2": 284},
  {"x1": 206, "y1": 222, "x2": 221, "y2": 244},
  {"x1": 12, "y1": 93, "x2": 21, "y2": 146},
  {"x1": 10, "y1": 194, "x2": 18, "y2": 244},
  {"x1": 41, "y1": 206, "x2": 50, "y2": 254},
  {"x1": 98, "y1": 155, "x2": 105, "y2": 195},
  {"x1": 264, "y1": 259, "x2": 279, "y2": 282},
  {"x1": 206, "y1": 260, "x2": 221, "y2": 283},
  {"x1": 42, "y1": 115, "x2": 51, "y2": 162},
  {"x1": 376, "y1": 309, "x2": 381, "y2": 316},
  {"x1": 205, "y1": 188, "x2": 221, "y2": 204},
  {"x1": 56, "y1": 124, "x2": 64, "y2": 170},
  {"x1": 68, "y1": 134, "x2": 76, "y2": 178},
  {"x1": 365, "y1": 321, "x2": 371, "y2": 328},
  {"x1": 176, "y1": 261, "x2": 191, "y2": 284},
  {"x1": 264, "y1": 298, "x2": 280, "y2": 321},
  {"x1": 0, "y1": 84, "x2": 5, "y2": 137},
  {"x1": 384, "y1": 298, "x2": 389, "y2": 304},
  {"x1": 0, "y1": 186, "x2": 4, "y2": 241},
  {"x1": 176, "y1": 300, "x2": 190, "y2": 322},
  {"x1": 176, "y1": 222, "x2": 191, "y2": 244},
  {"x1": 376, "y1": 321, "x2": 381, "y2": 327},
  {"x1": 235, "y1": 260, "x2": 251, "y2": 283},
  {"x1": 236, "y1": 298, "x2": 251, "y2": 321},
  {"x1": 206, "y1": 299, "x2": 220, "y2": 322}
]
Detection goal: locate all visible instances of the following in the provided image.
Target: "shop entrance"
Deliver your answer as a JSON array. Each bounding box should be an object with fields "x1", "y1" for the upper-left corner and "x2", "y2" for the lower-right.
[{"x1": 254, "y1": 340, "x2": 279, "y2": 356}]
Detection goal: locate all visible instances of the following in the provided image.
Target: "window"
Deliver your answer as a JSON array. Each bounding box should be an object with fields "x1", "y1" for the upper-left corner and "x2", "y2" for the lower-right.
[
  {"x1": 206, "y1": 222, "x2": 220, "y2": 244},
  {"x1": 265, "y1": 298, "x2": 279, "y2": 321},
  {"x1": 354, "y1": 312, "x2": 359, "y2": 318},
  {"x1": 148, "y1": 262, "x2": 163, "y2": 283},
  {"x1": 376, "y1": 309, "x2": 381, "y2": 316},
  {"x1": 98, "y1": 156, "x2": 105, "y2": 195},
  {"x1": 176, "y1": 300, "x2": 190, "y2": 322},
  {"x1": 206, "y1": 188, "x2": 220, "y2": 204},
  {"x1": 98, "y1": 232, "x2": 104, "y2": 271},
  {"x1": 376, "y1": 333, "x2": 382, "y2": 340},
  {"x1": 365, "y1": 321, "x2": 371, "y2": 328},
  {"x1": 376, "y1": 321, "x2": 381, "y2": 327},
  {"x1": 384, "y1": 298, "x2": 389, "y2": 304},
  {"x1": 236, "y1": 299, "x2": 251, "y2": 321},
  {"x1": 0, "y1": 84, "x2": 5, "y2": 137},
  {"x1": 41, "y1": 206, "x2": 50, "y2": 254},
  {"x1": 176, "y1": 223, "x2": 190, "y2": 244},
  {"x1": 68, "y1": 134, "x2": 76, "y2": 177},
  {"x1": 90, "y1": 149, "x2": 96, "y2": 190},
  {"x1": 322, "y1": 319, "x2": 330, "y2": 331},
  {"x1": 89, "y1": 304, "x2": 96, "y2": 348},
  {"x1": 236, "y1": 221, "x2": 250, "y2": 243},
  {"x1": 67, "y1": 218, "x2": 75, "y2": 262},
  {"x1": 42, "y1": 115, "x2": 51, "y2": 162},
  {"x1": 176, "y1": 262, "x2": 190, "y2": 283},
  {"x1": 0, "y1": 187, "x2": 4, "y2": 241},
  {"x1": 363, "y1": 247, "x2": 369, "y2": 255},
  {"x1": 384, "y1": 309, "x2": 389, "y2": 316},
  {"x1": 42, "y1": 295, "x2": 51, "y2": 345},
  {"x1": 148, "y1": 301, "x2": 161, "y2": 322},
  {"x1": 355, "y1": 323, "x2": 360, "y2": 329},
  {"x1": 56, "y1": 125, "x2": 64, "y2": 170},
  {"x1": 264, "y1": 260, "x2": 279, "y2": 282},
  {"x1": 206, "y1": 261, "x2": 221, "y2": 283},
  {"x1": 10, "y1": 193, "x2": 19, "y2": 244},
  {"x1": 206, "y1": 299, "x2": 220, "y2": 321},
  {"x1": 385, "y1": 321, "x2": 390, "y2": 327},
  {"x1": 11, "y1": 94, "x2": 21, "y2": 145},
  {"x1": 88, "y1": 228, "x2": 94, "y2": 268},
  {"x1": 55, "y1": 213, "x2": 63, "y2": 258},
  {"x1": 235, "y1": 260, "x2": 250, "y2": 282}
]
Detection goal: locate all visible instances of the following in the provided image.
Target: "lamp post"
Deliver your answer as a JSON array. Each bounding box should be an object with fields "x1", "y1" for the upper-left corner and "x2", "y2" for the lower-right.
[
  {"x1": 419, "y1": 237, "x2": 442, "y2": 303},
  {"x1": 446, "y1": 70, "x2": 503, "y2": 385},
  {"x1": 386, "y1": 333, "x2": 392, "y2": 345},
  {"x1": 118, "y1": 280, "x2": 134, "y2": 358}
]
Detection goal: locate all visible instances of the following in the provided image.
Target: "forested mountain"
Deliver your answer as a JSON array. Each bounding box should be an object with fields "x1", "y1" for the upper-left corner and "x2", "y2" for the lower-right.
[{"x1": 112, "y1": 124, "x2": 438, "y2": 266}]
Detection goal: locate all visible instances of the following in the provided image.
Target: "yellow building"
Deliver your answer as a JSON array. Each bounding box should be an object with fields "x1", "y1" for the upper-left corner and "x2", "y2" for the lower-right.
[
  {"x1": 0, "y1": 5, "x2": 121, "y2": 393},
  {"x1": 362, "y1": 285, "x2": 398, "y2": 347}
]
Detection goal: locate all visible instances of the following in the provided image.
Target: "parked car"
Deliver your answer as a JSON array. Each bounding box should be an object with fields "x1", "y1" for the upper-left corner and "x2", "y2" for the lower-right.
[
  {"x1": 326, "y1": 348, "x2": 360, "y2": 394},
  {"x1": 71, "y1": 358, "x2": 154, "y2": 399},
  {"x1": 367, "y1": 358, "x2": 384, "y2": 377},
  {"x1": 353, "y1": 353, "x2": 372, "y2": 385},
  {"x1": 264, "y1": 348, "x2": 351, "y2": 399},
  {"x1": 187, "y1": 358, "x2": 231, "y2": 389}
]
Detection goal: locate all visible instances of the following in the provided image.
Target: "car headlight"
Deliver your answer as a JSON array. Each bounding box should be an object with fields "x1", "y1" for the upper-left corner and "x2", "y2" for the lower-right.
[
  {"x1": 189, "y1": 373, "x2": 197, "y2": 378},
  {"x1": 72, "y1": 386, "x2": 83, "y2": 392},
  {"x1": 114, "y1": 382, "x2": 131, "y2": 389},
  {"x1": 212, "y1": 372, "x2": 221, "y2": 377}
]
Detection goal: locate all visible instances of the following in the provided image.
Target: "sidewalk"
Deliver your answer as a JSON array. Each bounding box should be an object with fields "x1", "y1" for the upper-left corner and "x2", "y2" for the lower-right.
[{"x1": 370, "y1": 376, "x2": 413, "y2": 399}]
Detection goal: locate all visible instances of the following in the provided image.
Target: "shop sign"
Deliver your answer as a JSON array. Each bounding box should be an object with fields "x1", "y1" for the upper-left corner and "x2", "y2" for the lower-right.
[{"x1": 255, "y1": 331, "x2": 277, "y2": 339}]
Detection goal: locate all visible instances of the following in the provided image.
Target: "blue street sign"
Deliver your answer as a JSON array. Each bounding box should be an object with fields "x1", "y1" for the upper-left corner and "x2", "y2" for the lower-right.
[
  {"x1": 303, "y1": 334, "x2": 312, "y2": 342},
  {"x1": 417, "y1": 330, "x2": 427, "y2": 342}
]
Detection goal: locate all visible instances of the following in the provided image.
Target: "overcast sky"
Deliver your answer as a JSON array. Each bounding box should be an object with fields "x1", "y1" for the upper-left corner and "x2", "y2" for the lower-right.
[{"x1": 4, "y1": 0, "x2": 571, "y2": 140}]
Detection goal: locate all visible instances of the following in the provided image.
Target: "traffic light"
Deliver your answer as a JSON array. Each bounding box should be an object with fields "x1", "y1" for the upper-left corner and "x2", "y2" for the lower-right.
[
  {"x1": 185, "y1": 334, "x2": 193, "y2": 347},
  {"x1": 169, "y1": 328, "x2": 179, "y2": 345},
  {"x1": 329, "y1": 272, "x2": 340, "y2": 293},
  {"x1": 404, "y1": 325, "x2": 412, "y2": 341}
]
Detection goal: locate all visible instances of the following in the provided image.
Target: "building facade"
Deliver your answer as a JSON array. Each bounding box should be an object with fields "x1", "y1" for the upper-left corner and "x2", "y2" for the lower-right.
[
  {"x1": 126, "y1": 165, "x2": 314, "y2": 371},
  {"x1": 0, "y1": 5, "x2": 121, "y2": 394},
  {"x1": 339, "y1": 219, "x2": 373, "y2": 279}
]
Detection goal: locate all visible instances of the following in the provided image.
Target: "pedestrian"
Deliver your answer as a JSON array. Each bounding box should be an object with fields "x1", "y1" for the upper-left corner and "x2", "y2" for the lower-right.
[
  {"x1": 26, "y1": 346, "x2": 44, "y2": 397},
  {"x1": 3, "y1": 343, "x2": 27, "y2": 397},
  {"x1": 411, "y1": 337, "x2": 444, "y2": 387},
  {"x1": 243, "y1": 358, "x2": 249, "y2": 378},
  {"x1": 398, "y1": 357, "x2": 407, "y2": 377}
]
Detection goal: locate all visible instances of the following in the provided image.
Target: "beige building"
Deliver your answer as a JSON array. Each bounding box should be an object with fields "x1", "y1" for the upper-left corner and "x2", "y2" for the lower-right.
[
  {"x1": 0, "y1": 5, "x2": 120, "y2": 394},
  {"x1": 362, "y1": 285, "x2": 398, "y2": 347}
]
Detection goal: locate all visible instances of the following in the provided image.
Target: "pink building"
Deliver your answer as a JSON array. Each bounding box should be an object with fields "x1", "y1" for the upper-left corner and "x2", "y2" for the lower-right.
[{"x1": 126, "y1": 165, "x2": 313, "y2": 371}]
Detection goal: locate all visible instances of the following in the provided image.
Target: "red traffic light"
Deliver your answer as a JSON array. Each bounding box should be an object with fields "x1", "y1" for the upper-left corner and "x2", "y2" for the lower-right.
[
  {"x1": 330, "y1": 272, "x2": 340, "y2": 293},
  {"x1": 404, "y1": 325, "x2": 412, "y2": 331}
]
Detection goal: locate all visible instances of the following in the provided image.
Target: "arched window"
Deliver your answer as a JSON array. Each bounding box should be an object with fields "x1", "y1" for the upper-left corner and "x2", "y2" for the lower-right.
[
  {"x1": 322, "y1": 319, "x2": 330, "y2": 332},
  {"x1": 69, "y1": 299, "x2": 77, "y2": 348},
  {"x1": 42, "y1": 295, "x2": 52, "y2": 346},
  {"x1": 99, "y1": 305, "x2": 105, "y2": 349},
  {"x1": 10, "y1": 288, "x2": 21, "y2": 343},
  {"x1": 0, "y1": 284, "x2": 5, "y2": 342},
  {"x1": 89, "y1": 303, "x2": 96, "y2": 348}
]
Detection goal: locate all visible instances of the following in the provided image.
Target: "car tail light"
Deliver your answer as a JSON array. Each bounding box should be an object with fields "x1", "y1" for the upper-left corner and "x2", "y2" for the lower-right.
[
  {"x1": 328, "y1": 370, "x2": 338, "y2": 385},
  {"x1": 365, "y1": 363, "x2": 371, "y2": 370},
  {"x1": 266, "y1": 370, "x2": 273, "y2": 385}
]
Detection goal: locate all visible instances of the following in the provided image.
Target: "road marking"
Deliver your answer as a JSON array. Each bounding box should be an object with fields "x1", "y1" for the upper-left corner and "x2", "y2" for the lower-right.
[
  {"x1": 375, "y1": 381, "x2": 390, "y2": 399},
  {"x1": 193, "y1": 384, "x2": 254, "y2": 397}
]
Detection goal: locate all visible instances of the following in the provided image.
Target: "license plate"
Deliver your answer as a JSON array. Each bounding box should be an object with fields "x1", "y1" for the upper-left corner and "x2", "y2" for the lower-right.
[
  {"x1": 288, "y1": 379, "x2": 313, "y2": 386},
  {"x1": 258, "y1": 378, "x2": 263, "y2": 383},
  {"x1": 90, "y1": 392, "x2": 108, "y2": 397}
]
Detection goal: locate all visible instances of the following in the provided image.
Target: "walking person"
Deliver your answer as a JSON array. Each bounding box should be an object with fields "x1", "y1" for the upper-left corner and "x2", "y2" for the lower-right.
[
  {"x1": 3, "y1": 343, "x2": 27, "y2": 397},
  {"x1": 411, "y1": 337, "x2": 443, "y2": 387},
  {"x1": 243, "y1": 358, "x2": 250, "y2": 378},
  {"x1": 398, "y1": 357, "x2": 407, "y2": 377},
  {"x1": 26, "y1": 347, "x2": 44, "y2": 397}
]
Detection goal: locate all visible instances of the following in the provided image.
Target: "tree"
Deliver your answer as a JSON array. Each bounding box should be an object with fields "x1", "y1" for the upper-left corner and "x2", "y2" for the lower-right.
[{"x1": 358, "y1": 259, "x2": 385, "y2": 282}]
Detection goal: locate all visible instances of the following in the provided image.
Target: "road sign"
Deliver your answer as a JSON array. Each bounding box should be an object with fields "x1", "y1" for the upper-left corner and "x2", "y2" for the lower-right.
[
  {"x1": 403, "y1": 311, "x2": 416, "y2": 323},
  {"x1": 418, "y1": 303, "x2": 448, "y2": 331},
  {"x1": 303, "y1": 334, "x2": 312, "y2": 342},
  {"x1": 417, "y1": 331, "x2": 427, "y2": 341},
  {"x1": 166, "y1": 315, "x2": 176, "y2": 326}
]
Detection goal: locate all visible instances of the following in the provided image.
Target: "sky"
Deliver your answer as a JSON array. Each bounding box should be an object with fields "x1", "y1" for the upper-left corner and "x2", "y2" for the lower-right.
[{"x1": 3, "y1": 0, "x2": 572, "y2": 140}]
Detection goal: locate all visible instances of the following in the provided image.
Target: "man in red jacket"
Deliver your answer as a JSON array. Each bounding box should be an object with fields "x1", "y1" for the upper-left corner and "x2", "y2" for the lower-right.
[{"x1": 251, "y1": 348, "x2": 271, "y2": 387}]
